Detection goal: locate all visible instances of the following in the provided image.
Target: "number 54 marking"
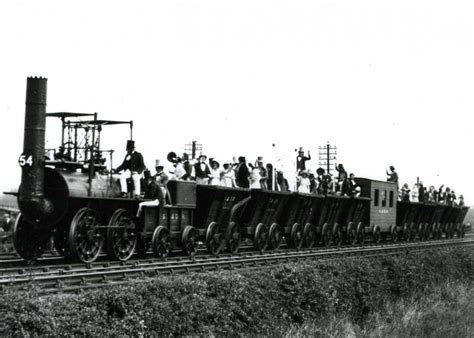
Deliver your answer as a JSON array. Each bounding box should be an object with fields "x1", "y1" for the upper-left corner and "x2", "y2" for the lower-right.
[{"x1": 18, "y1": 154, "x2": 33, "y2": 167}]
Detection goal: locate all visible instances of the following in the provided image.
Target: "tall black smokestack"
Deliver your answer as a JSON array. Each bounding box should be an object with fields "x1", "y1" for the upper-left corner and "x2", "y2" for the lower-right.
[{"x1": 18, "y1": 77, "x2": 55, "y2": 226}]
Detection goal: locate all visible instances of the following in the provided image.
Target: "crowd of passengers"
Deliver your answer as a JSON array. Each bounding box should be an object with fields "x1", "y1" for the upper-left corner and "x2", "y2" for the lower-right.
[
  {"x1": 110, "y1": 141, "x2": 465, "y2": 211},
  {"x1": 385, "y1": 166, "x2": 464, "y2": 206}
]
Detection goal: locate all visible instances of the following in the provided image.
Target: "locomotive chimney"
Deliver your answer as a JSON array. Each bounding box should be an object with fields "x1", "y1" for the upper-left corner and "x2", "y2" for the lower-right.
[{"x1": 18, "y1": 77, "x2": 55, "y2": 226}]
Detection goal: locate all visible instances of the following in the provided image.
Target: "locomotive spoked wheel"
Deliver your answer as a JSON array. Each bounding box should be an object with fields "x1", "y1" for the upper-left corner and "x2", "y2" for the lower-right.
[
  {"x1": 356, "y1": 222, "x2": 365, "y2": 245},
  {"x1": 13, "y1": 213, "x2": 49, "y2": 261},
  {"x1": 254, "y1": 223, "x2": 269, "y2": 252},
  {"x1": 290, "y1": 223, "x2": 304, "y2": 249},
  {"x1": 347, "y1": 222, "x2": 357, "y2": 245},
  {"x1": 269, "y1": 223, "x2": 283, "y2": 250},
  {"x1": 106, "y1": 209, "x2": 138, "y2": 261},
  {"x1": 321, "y1": 223, "x2": 332, "y2": 247},
  {"x1": 206, "y1": 221, "x2": 224, "y2": 256},
  {"x1": 303, "y1": 223, "x2": 317, "y2": 249},
  {"x1": 332, "y1": 223, "x2": 342, "y2": 246},
  {"x1": 372, "y1": 226, "x2": 381, "y2": 244},
  {"x1": 69, "y1": 207, "x2": 104, "y2": 264},
  {"x1": 152, "y1": 226, "x2": 172, "y2": 258},
  {"x1": 182, "y1": 225, "x2": 198, "y2": 257},
  {"x1": 53, "y1": 221, "x2": 70, "y2": 257},
  {"x1": 226, "y1": 221, "x2": 241, "y2": 254}
]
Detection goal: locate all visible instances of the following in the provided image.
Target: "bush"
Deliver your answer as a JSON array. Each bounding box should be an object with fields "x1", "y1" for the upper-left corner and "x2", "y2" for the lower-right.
[{"x1": 0, "y1": 247, "x2": 473, "y2": 335}]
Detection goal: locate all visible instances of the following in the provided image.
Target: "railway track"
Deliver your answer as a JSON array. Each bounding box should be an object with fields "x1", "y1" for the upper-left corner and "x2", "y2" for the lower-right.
[{"x1": 0, "y1": 236, "x2": 472, "y2": 294}]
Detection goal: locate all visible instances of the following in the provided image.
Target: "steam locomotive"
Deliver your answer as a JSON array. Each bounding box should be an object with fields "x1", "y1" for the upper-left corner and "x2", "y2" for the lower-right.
[{"x1": 9, "y1": 77, "x2": 470, "y2": 264}]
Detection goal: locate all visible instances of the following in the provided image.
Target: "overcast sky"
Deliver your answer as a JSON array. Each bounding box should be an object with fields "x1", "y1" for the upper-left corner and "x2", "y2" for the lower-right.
[{"x1": 0, "y1": 1, "x2": 473, "y2": 202}]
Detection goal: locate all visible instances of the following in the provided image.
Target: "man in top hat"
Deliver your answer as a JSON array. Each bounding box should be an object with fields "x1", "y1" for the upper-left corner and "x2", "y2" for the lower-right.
[
  {"x1": 115, "y1": 140, "x2": 145, "y2": 198},
  {"x1": 236, "y1": 156, "x2": 250, "y2": 188},
  {"x1": 194, "y1": 154, "x2": 211, "y2": 185},
  {"x1": 296, "y1": 147, "x2": 311, "y2": 174}
]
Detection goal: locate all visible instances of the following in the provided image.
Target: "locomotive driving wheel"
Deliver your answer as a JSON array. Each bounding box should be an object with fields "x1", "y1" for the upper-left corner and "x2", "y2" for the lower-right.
[
  {"x1": 206, "y1": 221, "x2": 224, "y2": 256},
  {"x1": 12, "y1": 213, "x2": 50, "y2": 261},
  {"x1": 254, "y1": 223, "x2": 269, "y2": 252},
  {"x1": 182, "y1": 225, "x2": 198, "y2": 257},
  {"x1": 347, "y1": 222, "x2": 357, "y2": 245},
  {"x1": 106, "y1": 209, "x2": 138, "y2": 261},
  {"x1": 69, "y1": 207, "x2": 104, "y2": 263},
  {"x1": 303, "y1": 223, "x2": 317, "y2": 249},
  {"x1": 269, "y1": 223, "x2": 283, "y2": 250},
  {"x1": 226, "y1": 221, "x2": 241, "y2": 254},
  {"x1": 152, "y1": 226, "x2": 172, "y2": 258},
  {"x1": 290, "y1": 223, "x2": 304, "y2": 249}
]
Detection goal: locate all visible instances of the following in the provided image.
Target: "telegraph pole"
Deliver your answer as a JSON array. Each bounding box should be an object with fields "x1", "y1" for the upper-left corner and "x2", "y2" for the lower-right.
[
  {"x1": 184, "y1": 140, "x2": 203, "y2": 160},
  {"x1": 318, "y1": 142, "x2": 337, "y2": 175}
]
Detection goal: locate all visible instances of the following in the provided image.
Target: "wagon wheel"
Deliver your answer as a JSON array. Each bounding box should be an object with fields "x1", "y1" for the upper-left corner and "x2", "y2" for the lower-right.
[
  {"x1": 372, "y1": 226, "x2": 381, "y2": 244},
  {"x1": 356, "y1": 222, "x2": 365, "y2": 245},
  {"x1": 106, "y1": 209, "x2": 137, "y2": 261},
  {"x1": 447, "y1": 223, "x2": 454, "y2": 239},
  {"x1": 269, "y1": 223, "x2": 283, "y2": 250},
  {"x1": 332, "y1": 223, "x2": 342, "y2": 247},
  {"x1": 436, "y1": 223, "x2": 443, "y2": 240},
  {"x1": 423, "y1": 223, "x2": 431, "y2": 240},
  {"x1": 303, "y1": 223, "x2": 317, "y2": 249},
  {"x1": 226, "y1": 221, "x2": 241, "y2": 254},
  {"x1": 402, "y1": 223, "x2": 410, "y2": 241},
  {"x1": 182, "y1": 225, "x2": 198, "y2": 257},
  {"x1": 12, "y1": 213, "x2": 49, "y2": 261},
  {"x1": 254, "y1": 223, "x2": 269, "y2": 252},
  {"x1": 206, "y1": 221, "x2": 224, "y2": 256},
  {"x1": 321, "y1": 223, "x2": 332, "y2": 247},
  {"x1": 409, "y1": 223, "x2": 418, "y2": 241},
  {"x1": 290, "y1": 223, "x2": 304, "y2": 249},
  {"x1": 417, "y1": 223, "x2": 425, "y2": 241},
  {"x1": 53, "y1": 221, "x2": 70, "y2": 257},
  {"x1": 152, "y1": 226, "x2": 172, "y2": 258},
  {"x1": 69, "y1": 208, "x2": 104, "y2": 263},
  {"x1": 460, "y1": 224, "x2": 466, "y2": 238},
  {"x1": 389, "y1": 225, "x2": 398, "y2": 243},
  {"x1": 346, "y1": 222, "x2": 357, "y2": 246}
]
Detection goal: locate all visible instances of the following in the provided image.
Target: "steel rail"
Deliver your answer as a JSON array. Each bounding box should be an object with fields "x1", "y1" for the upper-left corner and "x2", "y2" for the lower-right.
[{"x1": 0, "y1": 238, "x2": 472, "y2": 294}]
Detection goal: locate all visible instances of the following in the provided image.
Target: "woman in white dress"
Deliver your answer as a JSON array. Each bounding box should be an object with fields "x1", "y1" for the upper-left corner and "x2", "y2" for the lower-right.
[
  {"x1": 221, "y1": 163, "x2": 236, "y2": 187},
  {"x1": 297, "y1": 171, "x2": 311, "y2": 193},
  {"x1": 209, "y1": 160, "x2": 222, "y2": 185},
  {"x1": 249, "y1": 165, "x2": 261, "y2": 188}
]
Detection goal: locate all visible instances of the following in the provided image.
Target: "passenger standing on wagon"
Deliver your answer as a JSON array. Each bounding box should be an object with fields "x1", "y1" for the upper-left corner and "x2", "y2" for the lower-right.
[
  {"x1": 221, "y1": 163, "x2": 236, "y2": 187},
  {"x1": 256, "y1": 157, "x2": 268, "y2": 189},
  {"x1": 297, "y1": 171, "x2": 311, "y2": 193},
  {"x1": 296, "y1": 147, "x2": 311, "y2": 174},
  {"x1": 249, "y1": 163, "x2": 262, "y2": 189},
  {"x1": 386, "y1": 166, "x2": 398, "y2": 186},
  {"x1": 181, "y1": 153, "x2": 193, "y2": 181},
  {"x1": 209, "y1": 160, "x2": 221, "y2": 185},
  {"x1": 154, "y1": 160, "x2": 172, "y2": 204},
  {"x1": 236, "y1": 156, "x2": 250, "y2": 188},
  {"x1": 194, "y1": 155, "x2": 211, "y2": 185},
  {"x1": 115, "y1": 140, "x2": 145, "y2": 198},
  {"x1": 335, "y1": 164, "x2": 347, "y2": 181}
]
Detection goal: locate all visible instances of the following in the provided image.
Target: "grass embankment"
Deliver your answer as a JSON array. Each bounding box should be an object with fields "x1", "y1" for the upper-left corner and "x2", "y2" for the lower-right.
[{"x1": 0, "y1": 247, "x2": 473, "y2": 336}]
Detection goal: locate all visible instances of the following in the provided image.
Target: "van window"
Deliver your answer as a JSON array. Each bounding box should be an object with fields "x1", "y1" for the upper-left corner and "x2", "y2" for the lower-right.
[
  {"x1": 381, "y1": 190, "x2": 387, "y2": 207},
  {"x1": 389, "y1": 191, "x2": 394, "y2": 207},
  {"x1": 374, "y1": 189, "x2": 379, "y2": 206}
]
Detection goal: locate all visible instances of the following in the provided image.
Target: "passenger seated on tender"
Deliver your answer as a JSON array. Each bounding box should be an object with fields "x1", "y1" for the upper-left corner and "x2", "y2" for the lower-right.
[{"x1": 136, "y1": 170, "x2": 165, "y2": 218}]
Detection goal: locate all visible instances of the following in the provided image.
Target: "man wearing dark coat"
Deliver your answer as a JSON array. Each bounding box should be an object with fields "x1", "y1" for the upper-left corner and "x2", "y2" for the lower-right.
[
  {"x1": 115, "y1": 140, "x2": 146, "y2": 197},
  {"x1": 236, "y1": 156, "x2": 250, "y2": 188},
  {"x1": 296, "y1": 147, "x2": 311, "y2": 173},
  {"x1": 194, "y1": 155, "x2": 211, "y2": 185},
  {"x1": 136, "y1": 170, "x2": 165, "y2": 218}
]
